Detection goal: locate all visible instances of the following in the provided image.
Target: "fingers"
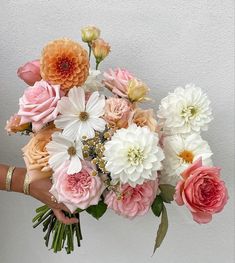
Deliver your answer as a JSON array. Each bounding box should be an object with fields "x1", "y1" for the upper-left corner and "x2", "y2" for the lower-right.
[{"x1": 52, "y1": 209, "x2": 79, "y2": 225}]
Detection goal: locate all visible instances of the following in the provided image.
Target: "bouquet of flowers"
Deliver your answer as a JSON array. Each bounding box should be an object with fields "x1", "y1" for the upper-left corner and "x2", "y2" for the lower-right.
[{"x1": 6, "y1": 26, "x2": 228, "y2": 254}]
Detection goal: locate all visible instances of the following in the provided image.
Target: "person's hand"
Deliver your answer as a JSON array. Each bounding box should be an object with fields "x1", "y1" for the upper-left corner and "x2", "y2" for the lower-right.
[{"x1": 29, "y1": 177, "x2": 78, "y2": 225}]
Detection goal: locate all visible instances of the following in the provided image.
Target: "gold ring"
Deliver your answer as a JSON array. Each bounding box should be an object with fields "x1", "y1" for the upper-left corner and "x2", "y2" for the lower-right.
[{"x1": 50, "y1": 195, "x2": 58, "y2": 203}]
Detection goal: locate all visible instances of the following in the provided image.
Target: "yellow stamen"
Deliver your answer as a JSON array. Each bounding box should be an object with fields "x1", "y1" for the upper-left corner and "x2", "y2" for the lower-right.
[{"x1": 178, "y1": 150, "x2": 194, "y2": 163}]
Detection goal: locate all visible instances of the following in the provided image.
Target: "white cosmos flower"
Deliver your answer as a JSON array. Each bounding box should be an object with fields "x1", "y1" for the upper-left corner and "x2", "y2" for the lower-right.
[
  {"x1": 104, "y1": 124, "x2": 165, "y2": 187},
  {"x1": 157, "y1": 84, "x2": 213, "y2": 135},
  {"x1": 55, "y1": 87, "x2": 106, "y2": 140},
  {"x1": 160, "y1": 133, "x2": 213, "y2": 185},
  {"x1": 46, "y1": 132, "x2": 83, "y2": 174},
  {"x1": 82, "y1": 70, "x2": 103, "y2": 92}
]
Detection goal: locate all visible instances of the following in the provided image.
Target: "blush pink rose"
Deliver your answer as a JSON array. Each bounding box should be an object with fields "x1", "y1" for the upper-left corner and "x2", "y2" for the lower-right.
[
  {"x1": 174, "y1": 158, "x2": 228, "y2": 224},
  {"x1": 50, "y1": 161, "x2": 105, "y2": 213},
  {"x1": 105, "y1": 180, "x2": 158, "y2": 219},
  {"x1": 104, "y1": 97, "x2": 132, "y2": 129},
  {"x1": 103, "y1": 68, "x2": 134, "y2": 97},
  {"x1": 18, "y1": 80, "x2": 63, "y2": 132},
  {"x1": 17, "y1": 60, "x2": 42, "y2": 86}
]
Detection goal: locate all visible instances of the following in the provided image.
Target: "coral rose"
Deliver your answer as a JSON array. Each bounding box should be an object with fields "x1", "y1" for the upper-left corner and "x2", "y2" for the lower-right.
[
  {"x1": 17, "y1": 60, "x2": 41, "y2": 86},
  {"x1": 129, "y1": 108, "x2": 158, "y2": 132},
  {"x1": 50, "y1": 161, "x2": 105, "y2": 213},
  {"x1": 22, "y1": 125, "x2": 57, "y2": 175},
  {"x1": 103, "y1": 68, "x2": 134, "y2": 97},
  {"x1": 5, "y1": 114, "x2": 30, "y2": 133},
  {"x1": 18, "y1": 80, "x2": 63, "y2": 132},
  {"x1": 174, "y1": 158, "x2": 228, "y2": 224},
  {"x1": 104, "y1": 97, "x2": 132, "y2": 129},
  {"x1": 105, "y1": 180, "x2": 158, "y2": 219},
  {"x1": 40, "y1": 39, "x2": 89, "y2": 91}
]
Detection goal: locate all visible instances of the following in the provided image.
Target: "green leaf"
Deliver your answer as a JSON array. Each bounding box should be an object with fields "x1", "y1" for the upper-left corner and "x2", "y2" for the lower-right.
[
  {"x1": 159, "y1": 184, "x2": 176, "y2": 203},
  {"x1": 76, "y1": 208, "x2": 84, "y2": 213},
  {"x1": 151, "y1": 195, "x2": 163, "y2": 217},
  {"x1": 86, "y1": 201, "x2": 107, "y2": 220},
  {"x1": 153, "y1": 204, "x2": 168, "y2": 255}
]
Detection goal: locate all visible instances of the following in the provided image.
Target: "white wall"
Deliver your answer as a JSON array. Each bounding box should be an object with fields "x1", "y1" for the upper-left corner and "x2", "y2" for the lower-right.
[{"x1": 0, "y1": 1, "x2": 234, "y2": 262}]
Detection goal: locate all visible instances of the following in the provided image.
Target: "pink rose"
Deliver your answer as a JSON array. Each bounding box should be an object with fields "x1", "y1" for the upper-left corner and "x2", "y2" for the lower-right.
[
  {"x1": 103, "y1": 68, "x2": 134, "y2": 97},
  {"x1": 50, "y1": 161, "x2": 105, "y2": 213},
  {"x1": 175, "y1": 158, "x2": 228, "y2": 224},
  {"x1": 104, "y1": 97, "x2": 132, "y2": 129},
  {"x1": 18, "y1": 80, "x2": 63, "y2": 132},
  {"x1": 105, "y1": 180, "x2": 158, "y2": 219},
  {"x1": 17, "y1": 60, "x2": 42, "y2": 86}
]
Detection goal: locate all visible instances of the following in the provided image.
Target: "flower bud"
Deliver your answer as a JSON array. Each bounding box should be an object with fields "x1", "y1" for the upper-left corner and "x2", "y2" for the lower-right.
[
  {"x1": 81, "y1": 26, "x2": 100, "y2": 43},
  {"x1": 92, "y1": 38, "x2": 111, "y2": 63},
  {"x1": 5, "y1": 114, "x2": 30, "y2": 133},
  {"x1": 17, "y1": 60, "x2": 41, "y2": 86},
  {"x1": 127, "y1": 79, "x2": 149, "y2": 102}
]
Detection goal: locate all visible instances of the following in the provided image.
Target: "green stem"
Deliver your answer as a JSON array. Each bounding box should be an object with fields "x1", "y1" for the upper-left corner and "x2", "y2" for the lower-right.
[
  {"x1": 95, "y1": 61, "x2": 100, "y2": 70},
  {"x1": 33, "y1": 210, "x2": 52, "y2": 228},
  {"x1": 44, "y1": 215, "x2": 55, "y2": 247},
  {"x1": 88, "y1": 43, "x2": 92, "y2": 61}
]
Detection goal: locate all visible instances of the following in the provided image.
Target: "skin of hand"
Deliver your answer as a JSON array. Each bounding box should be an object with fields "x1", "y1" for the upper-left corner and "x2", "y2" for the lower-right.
[{"x1": 29, "y1": 177, "x2": 78, "y2": 225}]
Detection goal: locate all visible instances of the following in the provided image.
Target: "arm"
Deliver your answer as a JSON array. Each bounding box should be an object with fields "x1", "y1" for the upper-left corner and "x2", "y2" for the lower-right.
[{"x1": 0, "y1": 164, "x2": 78, "y2": 224}]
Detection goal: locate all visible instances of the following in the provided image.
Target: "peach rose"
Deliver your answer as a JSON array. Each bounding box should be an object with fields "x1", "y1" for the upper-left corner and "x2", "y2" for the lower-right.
[
  {"x1": 105, "y1": 180, "x2": 158, "y2": 219},
  {"x1": 174, "y1": 158, "x2": 228, "y2": 224},
  {"x1": 18, "y1": 80, "x2": 63, "y2": 132},
  {"x1": 50, "y1": 161, "x2": 105, "y2": 213},
  {"x1": 104, "y1": 97, "x2": 132, "y2": 129},
  {"x1": 5, "y1": 114, "x2": 30, "y2": 134},
  {"x1": 103, "y1": 68, "x2": 134, "y2": 97},
  {"x1": 129, "y1": 108, "x2": 158, "y2": 132},
  {"x1": 22, "y1": 125, "x2": 57, "y2": 176},
  {"x1": 17, "y1": 60, "x2": 42, "y2": 86},
  {"x1": 127, "y1": 79, "x2": 149, "y2": 102},
  {"x1": 92, "y1": 38, "x2": 111, "y2": 62}
]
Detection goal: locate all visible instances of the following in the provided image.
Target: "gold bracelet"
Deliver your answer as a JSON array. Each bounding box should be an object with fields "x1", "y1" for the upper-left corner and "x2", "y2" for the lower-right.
[
  {"x1": 23, "y1": 173, "x2": 30, "y2": 195},
  {"x1": 5, "y1": 166, "x2": 15, "y2": 191}
]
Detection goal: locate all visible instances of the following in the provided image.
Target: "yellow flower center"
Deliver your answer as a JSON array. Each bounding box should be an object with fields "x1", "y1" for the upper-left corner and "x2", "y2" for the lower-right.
[
  {"x1": 181, "y1": 106, "x2": 198, "y2": 121},
  {"x1": 67, "y1": 146, "x2": 77, "y2": 156},
  {"x1": 178, "y1": 150, "x2": 194, "y2": 163},
  {"x1": 79, "y1": 111, "x2": 89, "y2": 121},
  {"x1": 127, "y1": 147, "x2": 144, "y2": 165}
]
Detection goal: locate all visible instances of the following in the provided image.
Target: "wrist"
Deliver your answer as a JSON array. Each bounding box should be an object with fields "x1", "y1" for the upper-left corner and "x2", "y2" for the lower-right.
[{"x1": 11, "y1": 167, "x2": 27, "y2": 193}]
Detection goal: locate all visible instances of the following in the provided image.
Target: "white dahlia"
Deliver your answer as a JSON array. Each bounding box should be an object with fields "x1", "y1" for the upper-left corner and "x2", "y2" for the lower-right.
[
  {"x1": 55, "y1": 87, "x2": 106, "y2": 140},
  {"x1": 46, "y1": 132, "x2": 83, "y2": 174},
  {"x1": 160, "y1": 133, "x2": 213, "y2": 185},
  {"x1": 104, "y1": 124, "x2": 165, "y2": 187},
  {"x1": 157, "y1": 84, "x2": 213, "y2": 135}
]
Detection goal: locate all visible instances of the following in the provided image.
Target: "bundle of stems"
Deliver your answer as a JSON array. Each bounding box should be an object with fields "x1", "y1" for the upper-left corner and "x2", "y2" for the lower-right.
[{"x1": 33, "y1": 205, "x2": 82, "y2": 254}]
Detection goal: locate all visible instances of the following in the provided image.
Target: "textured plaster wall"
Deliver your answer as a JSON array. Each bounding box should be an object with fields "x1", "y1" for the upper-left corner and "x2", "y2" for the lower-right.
[{"x1": 0, "y1": 1, "x2": 234, "y2": 263}]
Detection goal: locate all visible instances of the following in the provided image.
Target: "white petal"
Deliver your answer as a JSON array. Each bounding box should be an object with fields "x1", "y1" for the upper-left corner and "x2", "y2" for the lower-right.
[
  {"x1": 49, "y1": 152, "x2": 69, "y2": 171},
  {"x1": 69, "y1": 87, "x2": 85, "y2": 112},
  {"x1": 88, "y1": 117, "x2": 106, "y2": 132},
  {"x1": 62, "y1": 121, "x2": 82, "y2": 141},
  {"x1": 67, "y1": 157, "x2": 82, "y2": 174},
  {"x1": 86, "y1": 92, "x2": 105, "y2": 117},
  {"x1": 54, "y1": 115, "x2": 78, "y2": 130}
]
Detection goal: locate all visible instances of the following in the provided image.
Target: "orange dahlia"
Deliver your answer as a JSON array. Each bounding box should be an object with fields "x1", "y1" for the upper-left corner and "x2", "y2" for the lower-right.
[{"x1": 40, "y1": 38, "x2": 89, "y2": 91}]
